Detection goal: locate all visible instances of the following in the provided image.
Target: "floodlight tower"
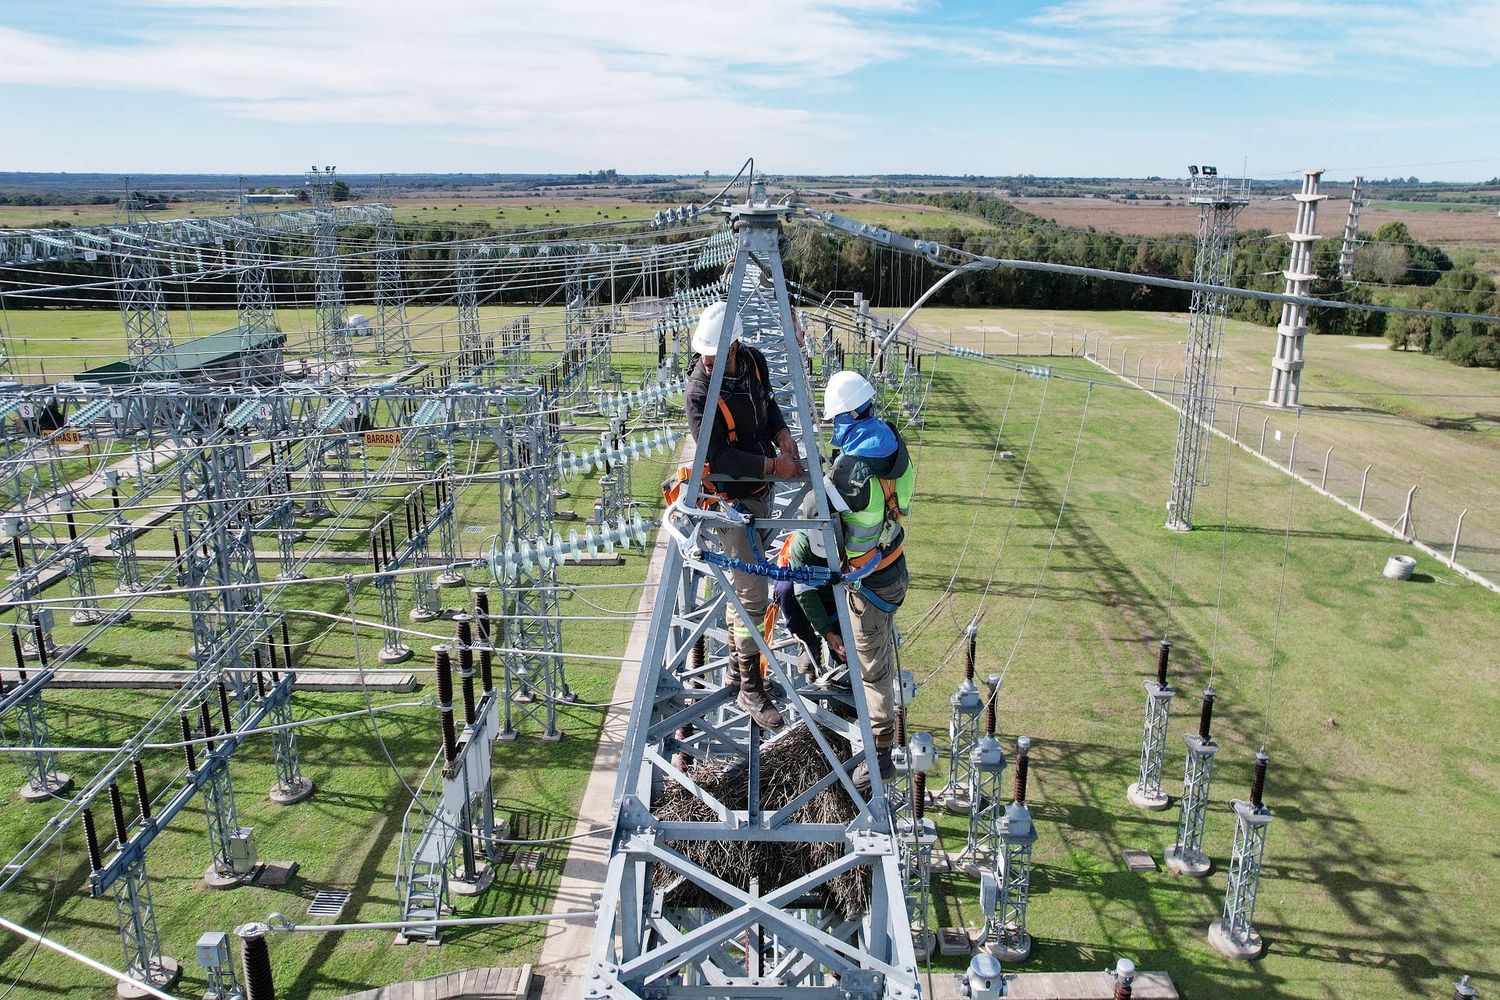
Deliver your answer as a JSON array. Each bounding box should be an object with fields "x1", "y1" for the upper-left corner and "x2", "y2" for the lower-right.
[
  {"x1": 1166, "y1": 165, "x2": 1247, "y2": 531},
  {"x1": 1165, "y1": 689, "x2": 1218, "y2": 876},
  {"x1": 1127, "y1": 638, "x2": 1174, "y2": 810},
  {"x1": 1209, "y1": 749, "x2": 1273, "y2": 959},
  {"x1": 1268, "y1": 169, "x2": 1326, "y2": 408},
  {"x1": 1337, "y1": 177, "x2": 1365, "y2": 281},
  {"x1": 306, "y1": 166, "x2": 351, "y2": 379}
]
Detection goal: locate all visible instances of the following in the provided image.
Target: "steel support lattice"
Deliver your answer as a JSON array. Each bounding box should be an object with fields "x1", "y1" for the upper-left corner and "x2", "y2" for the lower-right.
[
  {"x1": 1338, "y1": 177, "x2": 1365, "y2": 281},
  {"x1": 1165, "y1": 731, "x2": 1218, "y2": 876},
  {"x1": 1268, "y1": 170, "x2": 1326, "y2": 408},
  {"x1": 113, "y1": 858, "x2": 174, "y2": 990},
  {"x1": 112, "y1": 231, "x2": 176, "y2": 374},
  {"x1": 586, "y1": 192, "x2": 919, "y2": 1000},
  {"x1": 494, "y1": 388, "x2": 568, "y2": 740},
  {"x1": 1210, "y1": 798, "x2": 1272, "y2": 958},
  {"x1": 307, "y1": 167, "x2": 351, "y2": 378},
  {"x1": 235, "y1": 222, "x2": 280, "y2": 384},
  {"x1": 1127, "y1": 680, "x2": 1173, "y2": 810},
  {"x1": 1166, "y1": 174, "x2": 1246, "y2": 531},
  {"x1": 375, "y1": 207, "x2": 413, "y2": 364},
  {"x1": 455, "y1": 244, "x2": 482, "y2": 377}
]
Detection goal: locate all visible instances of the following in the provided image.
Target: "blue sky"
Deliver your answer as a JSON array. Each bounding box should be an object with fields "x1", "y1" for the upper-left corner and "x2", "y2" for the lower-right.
[{"x1": 2, "y1": 0, "x2": 1498, "y2": 180}]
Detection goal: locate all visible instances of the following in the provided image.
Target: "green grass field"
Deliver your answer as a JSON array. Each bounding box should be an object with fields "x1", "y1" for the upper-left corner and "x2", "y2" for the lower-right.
[{"x1": 893, "y1": 358, "x2": 1498, "y2": 998}]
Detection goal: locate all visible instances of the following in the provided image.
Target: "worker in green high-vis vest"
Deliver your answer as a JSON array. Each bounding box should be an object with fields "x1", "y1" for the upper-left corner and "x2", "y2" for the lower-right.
[{"x1": 821, "y1": 370, "x2": 916, "y2": 792}]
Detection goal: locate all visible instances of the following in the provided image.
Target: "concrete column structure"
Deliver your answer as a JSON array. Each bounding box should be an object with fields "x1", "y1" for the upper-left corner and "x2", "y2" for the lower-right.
[{"x1": 1268, "y1": 170, "x2": 1326, "y2": 408}]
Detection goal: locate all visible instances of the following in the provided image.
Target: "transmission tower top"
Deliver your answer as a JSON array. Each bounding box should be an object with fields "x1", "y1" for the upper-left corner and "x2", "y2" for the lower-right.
[{"x1": 1186, "y1": 165, "x2": 1249, "y2": 207}]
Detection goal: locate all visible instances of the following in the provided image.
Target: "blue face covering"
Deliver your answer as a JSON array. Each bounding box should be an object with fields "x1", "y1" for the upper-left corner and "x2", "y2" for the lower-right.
[{"x1": 831, "y1": 410, "x2": 897, "y2": 457}]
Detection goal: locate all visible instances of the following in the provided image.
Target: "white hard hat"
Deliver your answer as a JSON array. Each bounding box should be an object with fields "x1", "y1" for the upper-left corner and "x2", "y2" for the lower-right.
[
  {"x1": 690, "y1": 301, "x2": 743, "y2": 356},
  {"x1": 822, "y1": 370, "x2": 876, "y2": 420}
]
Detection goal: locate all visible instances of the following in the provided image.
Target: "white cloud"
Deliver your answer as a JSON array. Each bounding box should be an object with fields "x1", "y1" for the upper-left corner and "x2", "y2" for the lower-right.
[{"x1": 0, "y1": 0, "x2": 917, "y2": 169}]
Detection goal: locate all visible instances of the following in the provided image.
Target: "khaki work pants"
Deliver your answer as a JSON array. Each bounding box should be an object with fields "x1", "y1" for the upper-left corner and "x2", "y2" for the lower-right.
[
  {"x1": 718, "y1": 494, "x2": 772, "y2": 669},
  {"x1": 848, "y1": 576, "x2": 907, "y2": 746}
]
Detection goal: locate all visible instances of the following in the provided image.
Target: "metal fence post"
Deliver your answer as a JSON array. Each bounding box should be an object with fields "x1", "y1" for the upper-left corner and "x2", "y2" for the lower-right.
[
  {"x1": 1452, "y1": 509, "x2": 1468, "y2": 562},
  {"x1": 1016, "y1": 330, "x2": 1022, "y2": 356},
  {"x1": 1398, "y1": 485, "x2": 1418, "y2": 539},
  {"x1": 1259, "y1": 417, "x2": 1269, "y2": 453},
  {"x1": 1153, "y1": 363, "x2": 1161, "y2": 390},
  {"x1": 1289, "y1": 430, "x2": 1299, "y2": 472},
  {"x1": 1320, "y1": 446, "x2": 1333, "y2": 490},
  {"x1": 1232, "y1": 405, "x2": 1243, "y2": 442},
  {"x1": 1358, "y1": 465, "x2": 1371, "y2": 511}
]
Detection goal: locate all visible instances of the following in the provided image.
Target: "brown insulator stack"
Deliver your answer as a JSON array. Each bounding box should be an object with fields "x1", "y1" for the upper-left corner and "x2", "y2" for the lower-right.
[
  {"x1": 984, "y1": 675, "x2": 999, "y2": 739},
  {"x1": 108, "y1": 782, "x2": 129, "y2": 845},
  {"x1": 455, "y1": 615, "x2": 477, "y2": 726},
  {"x1": 1156, "y1": 637, "x2": 1171, "y2": 688},
  {"x1": 473, "y1": 589, "x2": 494, "y2": 693},
  {"x1": 964, "y1": 623, "x2": 977, "y2": 683},
  {"x1": 238, "y1": 923, "x2": 276, "y2": 1000},
  {"x1": 133, "y1": 759, "x2": 152, "y2": 822},
  {"x1": 82, "y1": 807, "x2": 103, "y2": 872},
  {"x1": 434, "y1": 646, "x2": 458, "y2": 774},
  {"x1": 200, "y1": 701, "x2": 216, "y2": 754},
  {"x1": 1250, "y1": 749, "x2": 1269, "y2": 811},
  {"x1": 181, "y1": 714, "x2": 199, "y2": 772},
  {"x1": 912, "y1": 771, "x2": 927, "y2": 821},
  {"x1": 217, "y1": 681, "x2": 234, "y2": 734},
  {"x1": 1013, "y1": 738, "x2": 1031, "y2": 804},
  {"x1": 1198, "y1": 688, "x2": 1215, "y2": 742}
]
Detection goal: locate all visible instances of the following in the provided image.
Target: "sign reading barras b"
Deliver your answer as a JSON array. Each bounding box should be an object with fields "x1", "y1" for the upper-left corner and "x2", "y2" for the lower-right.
[{"x1": 364, "y1": 430, "x2": 402, "y2": 447}]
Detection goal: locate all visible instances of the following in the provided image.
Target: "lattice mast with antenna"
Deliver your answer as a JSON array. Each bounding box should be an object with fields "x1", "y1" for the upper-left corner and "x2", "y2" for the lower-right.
[
  {"x1": 1268, "y1": 169, "x2": 1325, "y2": 408},
  {"x1": 1337, "y1": 176, "x2": 1365, "y2": 281},
  {"x1": 1166, "y1": 165, "x2": 1246, "y2": 531}
]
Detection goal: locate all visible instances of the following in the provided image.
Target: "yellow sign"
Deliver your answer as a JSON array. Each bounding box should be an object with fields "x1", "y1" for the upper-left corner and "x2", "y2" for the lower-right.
[
  {"x1": 364, "y1": 430, "x2": 402, "y2": 447},
  {"x1": 53, "y1": 429, "x2": 81, "y2": 445}
]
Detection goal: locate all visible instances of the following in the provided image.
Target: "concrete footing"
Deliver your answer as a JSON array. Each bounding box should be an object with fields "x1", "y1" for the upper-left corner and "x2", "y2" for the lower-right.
[
  {"x1": 1208, "y1": 918, "x2": 1265, "y2": 960},
  {"x1": 1164, "y1": 845, "x2": 1212, "y2": 876},
  {"x1": 269, "y1": 777, "x2": 315, "y2": 805},
  {"x1": 449, "y1": 865, "x2": 495, "y2": 896},
  {"x1": 1127, "y1": 782, "x2": 1170, "y2": 810},
  {"x1": 378, "y1": 645, "x2": 414, "y2": 664},
  {"x1": 116, "y1": 958, "x2": 180, "y2": 999},
  {"x1": 19, "y1": 773, "x2": 73, "y2": 802},
  {"x1": 203, "y1": 865, "x2": 256, "y2": 890},
  {"x1": 410, "y1": 608, "x2": 442, "y2": 623},
  {"x1": 983, "y1": 932, "x2": 1033, "y2": 963}
]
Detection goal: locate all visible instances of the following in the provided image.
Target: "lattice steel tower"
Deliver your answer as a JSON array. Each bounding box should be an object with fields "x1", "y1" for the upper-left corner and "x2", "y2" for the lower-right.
[
  {"x1": 111, "y1": 211, "x2": 176, "y2": 374},
  {"x1": 1268, "y1": 169, "x2": 1325, "y2": 408},
  {"x1": 374, "y1": 205, "x2": 413, "y2": 364},
  {"x1": 306, "y1": 166, "x2": 351, "y2": 377},
  {"x1": 1166, "y1": 166, "x2": 1246, "y2": 531},
  {"x1": 234, "y1": 214, "x2": 279, "y2": 384},
  {"x1": 1337, "y1": 177, "x2": 1365, "y2": 281}
]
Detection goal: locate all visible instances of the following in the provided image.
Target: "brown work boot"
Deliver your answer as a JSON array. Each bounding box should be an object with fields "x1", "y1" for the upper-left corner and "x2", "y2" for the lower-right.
[
  {"x1": 852, "y1": 744, "x2": 894, "y2": 793},
  {"x1": 737, "y1": 664, "x2": 785, "y2": 730}
]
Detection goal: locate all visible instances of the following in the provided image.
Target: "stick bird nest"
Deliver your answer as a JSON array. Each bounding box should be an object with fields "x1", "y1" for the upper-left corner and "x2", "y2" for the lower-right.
[{"x1": 652, "y1": 724, "x2": 870, "y2": 919}]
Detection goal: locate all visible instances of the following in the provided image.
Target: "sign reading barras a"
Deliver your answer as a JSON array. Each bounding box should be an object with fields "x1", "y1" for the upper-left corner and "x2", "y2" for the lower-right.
[{"x1": 364, "y1": 430, "x2": 402, "y2": 447}]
